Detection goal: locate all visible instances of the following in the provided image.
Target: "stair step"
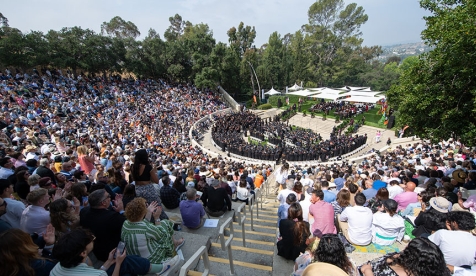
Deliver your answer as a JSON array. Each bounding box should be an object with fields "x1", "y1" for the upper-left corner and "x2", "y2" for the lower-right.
[
  {"x1": 211, "y1": 243, "x2": 273, "y2": 255},
  {"x1": 245, "y1": 217, "x2": 276, "y2": 224},
  {"x1": 208, "y1": 256, "x2": 273, "y2": 272},
  {"x1": 187, "y1": 271, "x2": 215, "y2": 276},
  {"x1": 234, "y1": 222, "x2": 276, "y2": 230}
]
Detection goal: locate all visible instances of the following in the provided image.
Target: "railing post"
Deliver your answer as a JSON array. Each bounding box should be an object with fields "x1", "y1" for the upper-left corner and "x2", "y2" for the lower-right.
[
  {"x1": 219, "y1": 217, "x2": 235, "y2": 275},
  {"x1": 179, "y1": 245, "x2": 210, "y2": 276},
  {"x1": 254, "y1": 188, "x2": 261, "y2": 218},
  {"x1": 248, "y1": 195, "x2": 254, "y2": 231},
  {"x1": 236, "y1": 202, "x2": 246, "y2": 247}
]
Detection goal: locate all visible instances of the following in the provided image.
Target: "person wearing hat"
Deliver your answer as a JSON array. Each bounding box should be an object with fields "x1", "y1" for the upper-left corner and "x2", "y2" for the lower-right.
[
  {"x1": 371, "y1": 199, "x2": 405, "y2": 246},
  {"x1": 25, "y1": 145, "x2": 39, "y2": 161},
  {"x1": 428, "y1": 211, "x2": 476, "y2": 268},
  {"x1": 412, "y1": 196, "x2": 450, "y2": 238},
  {"x1": 452, "y1": 169, "x2": 467, "y2": 186},
  {"x1": 179, "y1": 188, "x2": 205, "y2": 229}
]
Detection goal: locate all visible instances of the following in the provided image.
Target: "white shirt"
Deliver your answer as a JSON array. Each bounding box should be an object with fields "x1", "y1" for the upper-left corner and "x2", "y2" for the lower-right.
[
  {"x1": 429, "y1": 229, "x2": 476, "y2": 267},
  {"x1": 277, "y1": 189, "x2": 297, "y2": 206},
  {"x1": 387, "y1": 184, "x2": 404, "y2": 199},
  {"x1": 340, "y1": 206, "x2": 373, "y2": 245},
  {"x1": 20, "y1": 205, "x2": 50, "y2": 234},
  {"x1": 0, "y1": 198, "x2": 25, "y2": 228},
  {"x1": 372, "y1": 212, "x2": 405, "y2": 245},
  {"x1": 0, "y1": 167, "x2": 14, "y2": 179}
]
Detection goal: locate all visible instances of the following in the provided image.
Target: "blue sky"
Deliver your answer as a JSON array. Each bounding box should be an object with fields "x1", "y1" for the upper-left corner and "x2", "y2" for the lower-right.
[{"x1": 2, "y1": 0, "x2": 429, "y2": 47}]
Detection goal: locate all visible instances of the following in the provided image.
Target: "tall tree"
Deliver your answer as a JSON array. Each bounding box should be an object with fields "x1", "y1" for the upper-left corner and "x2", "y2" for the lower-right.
[
  {"x1": 388, "y1": 0, "x2": 476, "y2": 143},
  {"x1": 164, "y1": 14, "x2": 191, "y2": 42},
  {"x1": 302, "y1": 0, "x2": 369, "y2": 86},
  {"x1": 101, "y1": 16, "x2": 140, "y2": 39},
  {"x1": 0, "y1": 12, "x2": 8, "y2": 27}
]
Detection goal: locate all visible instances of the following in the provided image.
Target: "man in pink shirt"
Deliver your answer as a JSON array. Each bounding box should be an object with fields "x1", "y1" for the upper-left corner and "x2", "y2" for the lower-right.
[
  {"x1": 394, "y1": 182, "x2": 418, "y2": 211},
  {"x1": 309, "y1": 189, "x2": 336, "y2": 237}
]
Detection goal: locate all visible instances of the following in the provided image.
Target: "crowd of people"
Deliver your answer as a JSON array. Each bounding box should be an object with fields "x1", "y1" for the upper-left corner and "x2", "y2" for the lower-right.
[
  {"x1": 211, "y1": 111, "x2": 367, "y2": 162},
  {"x1": 273, "y1": 139, "x2": 476, "y2": 275},
  {"x1": 310, "y1": 101, "x2": 373, "y2": 118},
  {"x1": 0, "y1": 69, "x2": 475, "y2": 275}
]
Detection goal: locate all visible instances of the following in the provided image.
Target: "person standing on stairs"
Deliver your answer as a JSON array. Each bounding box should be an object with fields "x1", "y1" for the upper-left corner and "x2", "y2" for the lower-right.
[{"x1": 274, "y1": 163, "x2": 289, "y2": 195}]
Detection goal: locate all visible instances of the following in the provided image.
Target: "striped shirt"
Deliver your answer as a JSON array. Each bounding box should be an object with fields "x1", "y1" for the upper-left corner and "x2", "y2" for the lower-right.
[
  {"x1": 121, "y1": 219, "x2": 174, "y2": 264},
  {"x1": 49, "y1": 263, "x2": 107, "y2": 276}
]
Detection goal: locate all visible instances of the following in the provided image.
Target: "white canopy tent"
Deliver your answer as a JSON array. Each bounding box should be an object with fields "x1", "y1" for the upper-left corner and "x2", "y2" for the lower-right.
[
  {"x1": 339, "y1": 95, "x2": 385, "y2": 104},
  {"x1": 287, "y1": 89, "x2": 321, "y2": 96},
  {"x1": 309, "y1": 94, "x2": 342, "y2": 101},
  {"x1": 264, "y1": 87, "x2": 281, "y2": 95},
  {"x1": 338, "y1": 86, "x2": 351, "y2": 91},
  {"x1": 288, "y1": 83, "x2": 302, "y2": 91},
  {"x1": 318, "y1": 88, "x2": 344, "y2": 94},
  {"x1": 347, "y1": 86, "x2": 369, "y2": 91},
  {"x1": 339, "y1": 91, "x2": 382, "y2": 97},
  {"x1": 308, "y1": 87, "x2": 327, "y2": 91}
]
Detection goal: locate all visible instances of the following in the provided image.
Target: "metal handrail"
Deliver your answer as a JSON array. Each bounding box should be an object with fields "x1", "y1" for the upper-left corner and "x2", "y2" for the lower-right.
[
  {"x1": 254, "y1": 188, "x2": 262, "y2": 218},
  {"x1": 247, "y1": 195, "x2": 254, "y2": 231},
  {"x1": 179, "y1": 245, "x2": 210, "y2": 276},
  {"x1": 219, "y1": 217, "x2": 235, "y2": 275},
  {"x1": 235, "y1": 202, "x2": 246, "y2": 247}
]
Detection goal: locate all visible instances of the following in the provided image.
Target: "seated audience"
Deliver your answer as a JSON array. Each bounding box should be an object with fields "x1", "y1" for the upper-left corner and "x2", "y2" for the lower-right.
[
  {"x1": 394, "y1": 181, "x2": 418, "y2": 211},
  {"x1": 412, "y1": 197, "x2": 450, "y2": 238},
  {"x1": 0, "y1": 179, "x2": 25, "y2": 229},
  {"x1": 277, "y1": 202, "x2": 310, "y2": 260},
  {"x1": 160, "y1": 176, "x2": 181, "y2": 209},
  {"x1": 372, "y1": 199, "x2": 405, "y2": 245},
  {"x1": 358, "y1": 237, "x2": 451, "y2": 276},
  {"x1": 339, "y1": 193, "x2": 373, "y2": 246},
  {"x1": 294, "y1": 233, "x2": 358, "y2": 276},
  {"x1": 180, "y1": 188, "x2": 205, "y2": 229},
  {"x1": 309, "y1": 189, "x2": 336, "y2": 238},
  {"x1": 331, "y1": 189, "x2": 351, "y2": 215},
  {"x1": 201, "y1": 179, "x2": 232, "y2": 217},
  {"x1": 79, "y1": 189, "x2": 125, "y2": 261},
  {"x1": 20, "y1": 188, "x2": 51, "y2": 234},
  {"x1": 429, "y1": 211, "x2": 476, "y2": 267},
  {"x1": 121, "y1": 197, "x2": 181, "y2": 267},
  {"x1": 0, "y1": 227, "x2": 56, "y2": 276}
]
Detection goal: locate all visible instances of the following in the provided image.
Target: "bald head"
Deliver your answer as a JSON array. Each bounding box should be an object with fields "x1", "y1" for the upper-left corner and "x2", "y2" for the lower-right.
[{"x1": 406, "y1": 181, "x2": 416, "y2": 192}]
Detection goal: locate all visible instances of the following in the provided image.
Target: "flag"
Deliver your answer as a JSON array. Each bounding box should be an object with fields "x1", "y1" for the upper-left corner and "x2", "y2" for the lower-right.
[
  {"x1": 378, "y1": 114, "x2": 386, "y2": 125},
  {"x1": 253, "y1": 95, "x2": 257, "y2": 103}
]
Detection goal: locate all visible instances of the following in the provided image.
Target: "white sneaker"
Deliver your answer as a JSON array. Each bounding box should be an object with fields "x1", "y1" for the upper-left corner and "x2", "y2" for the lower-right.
[{"x1": 157, "y1": 255, "x2": 180, "y2": 275}]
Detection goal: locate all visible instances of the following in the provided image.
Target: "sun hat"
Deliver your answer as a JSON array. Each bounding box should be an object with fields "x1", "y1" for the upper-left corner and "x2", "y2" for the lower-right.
[
  {"x1": 452, "y1": 170, "x2": 467, "y2": 183},
  {"x1": 302, "y1": 263, "x2": 348, "y2": 276},
  {"x1": 429, "y1": 197, "x2": 450, "y2": 213}
]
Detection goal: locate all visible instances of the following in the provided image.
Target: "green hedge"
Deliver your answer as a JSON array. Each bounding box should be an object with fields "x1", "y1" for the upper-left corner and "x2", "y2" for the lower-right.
[{"x1": 258, "y1": 103, "x2": 273, "y2": 110}]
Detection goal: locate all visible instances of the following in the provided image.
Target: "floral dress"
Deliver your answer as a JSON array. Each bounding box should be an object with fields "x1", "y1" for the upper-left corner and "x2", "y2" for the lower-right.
[{"x1": 357, "y1": 255, "x2": 399, "y2": 276}]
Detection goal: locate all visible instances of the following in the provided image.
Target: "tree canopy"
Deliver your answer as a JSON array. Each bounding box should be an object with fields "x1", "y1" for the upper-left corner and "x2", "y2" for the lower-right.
[
  {"x1": 0, "y1": 1, "x2": 401, "y2": 101},
  {"x1": 387, "y1": 0, "x2": 476, "y2": 144}
]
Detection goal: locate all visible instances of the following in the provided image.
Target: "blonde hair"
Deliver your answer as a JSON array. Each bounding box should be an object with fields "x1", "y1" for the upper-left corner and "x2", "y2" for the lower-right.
[{"x1": 76, "y1": 145, "x2": 88, "y2": 156}]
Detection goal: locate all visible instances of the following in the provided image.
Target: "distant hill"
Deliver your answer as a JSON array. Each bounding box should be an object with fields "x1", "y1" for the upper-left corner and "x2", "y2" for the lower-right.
[{"x1": 377, "y1": 42, "x2": 432, "y2": 61}]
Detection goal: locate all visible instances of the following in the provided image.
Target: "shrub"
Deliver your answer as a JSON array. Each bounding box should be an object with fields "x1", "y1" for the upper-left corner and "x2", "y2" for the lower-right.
[{"x1": 258, "y1": 103, "x2": 272, "y2": 110}]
